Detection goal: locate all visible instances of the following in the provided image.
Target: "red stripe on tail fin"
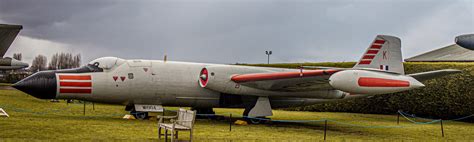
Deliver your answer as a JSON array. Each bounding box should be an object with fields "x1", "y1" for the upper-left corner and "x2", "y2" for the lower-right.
[
  {"x1": 359, "y1": 60, "x2": 372, "y2": 65},
  {"x1": 366, "y1": 50, "x2": 379, "y2": 54},
  {"x1": 374, "y1": 40, "x2": 385, "y2": 44}
]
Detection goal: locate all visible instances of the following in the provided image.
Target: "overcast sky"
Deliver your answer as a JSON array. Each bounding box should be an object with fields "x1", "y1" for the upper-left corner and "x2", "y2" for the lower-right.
[{"x1": 0, "y1": 0, "x2": 473, "y2": 65}]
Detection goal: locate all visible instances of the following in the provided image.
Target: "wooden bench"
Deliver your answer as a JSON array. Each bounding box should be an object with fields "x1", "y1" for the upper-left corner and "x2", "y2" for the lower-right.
[{"x1": 158, "y1": 108, "x2": 196, "y2": 142}]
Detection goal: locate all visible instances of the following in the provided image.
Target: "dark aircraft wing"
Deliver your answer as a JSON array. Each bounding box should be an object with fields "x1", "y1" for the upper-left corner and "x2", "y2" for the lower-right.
[
  {"x1": 0, "y1": 24, "x2": 22, "y2": 57},
  {"x1": 231, "y1": 69, "x2": 341, "y2": 92},
  {"x1": 408, "y1": 69, "x2": 462, "y2": 82}
]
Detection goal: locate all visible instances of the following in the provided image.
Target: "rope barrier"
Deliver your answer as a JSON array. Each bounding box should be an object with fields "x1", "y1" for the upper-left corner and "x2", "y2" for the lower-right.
[
  {"x1": 194, "y1": 113, "x2": 404, "y2": 128},
  {"x1": 397, "y1": 110, "x2": 474, "y2": 124}
]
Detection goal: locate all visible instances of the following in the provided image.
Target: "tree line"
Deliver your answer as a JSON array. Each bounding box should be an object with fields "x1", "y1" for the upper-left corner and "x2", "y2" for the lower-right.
[{"x1": 30, "y1": 53, "x2": 81, "y2": 73}]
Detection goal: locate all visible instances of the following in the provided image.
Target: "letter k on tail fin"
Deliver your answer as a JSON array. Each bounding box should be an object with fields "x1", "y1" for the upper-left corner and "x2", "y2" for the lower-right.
[{"x1": 354, "y1": 35, "x2": 404, "y2": 74}]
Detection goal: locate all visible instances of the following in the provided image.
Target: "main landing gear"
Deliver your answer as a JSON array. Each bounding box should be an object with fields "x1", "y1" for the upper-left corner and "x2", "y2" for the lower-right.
[{"x1": 243, "y1": 108, "x2": 271, "y2": 124}]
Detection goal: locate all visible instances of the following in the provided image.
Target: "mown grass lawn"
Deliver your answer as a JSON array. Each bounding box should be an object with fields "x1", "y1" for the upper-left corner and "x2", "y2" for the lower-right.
[{"x1": 1, "y1": 88, "x2": 474, "y2": 141}]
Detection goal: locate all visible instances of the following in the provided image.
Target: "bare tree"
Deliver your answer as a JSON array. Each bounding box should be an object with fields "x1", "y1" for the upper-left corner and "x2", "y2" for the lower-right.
[
  {"x1": 48, "y1": 52, "x2": 82, "y2": 70},
  {"x1": 73, "y1": 54, "x2": 81, "y2": 68},
  {"x1": 30, "y1": 55, "x2": 47, "y2": 73},
  {"x1": 13, "y1": 53, "x2": 22, "y2": 61},
  {"x1": 48, "y1": 53, "x2": 59, "y2": 70}
]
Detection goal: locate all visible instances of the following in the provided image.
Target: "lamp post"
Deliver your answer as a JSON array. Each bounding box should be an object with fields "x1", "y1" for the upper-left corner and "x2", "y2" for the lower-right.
[{"x1": 265, "y1": 51, "x2": 272, "y2": 64}]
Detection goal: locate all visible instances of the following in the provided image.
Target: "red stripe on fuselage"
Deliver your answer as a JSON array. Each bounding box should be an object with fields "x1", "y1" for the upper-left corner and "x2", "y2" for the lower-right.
[
  {"x1": 59, "y1": 75, "x2": 91, "y2": 80},
  {"x1": 358, "y1": 77, "x2": 410, "y2": 87},
  {"x1": 60, "y1": 82, "x2": 92, "y2": 87},
  {"x1": 60, "y1": 88, "x2": 92, "y2": 94},
  {"x1": 231, "y1": 69, "x2": 340, "y2": 83}
]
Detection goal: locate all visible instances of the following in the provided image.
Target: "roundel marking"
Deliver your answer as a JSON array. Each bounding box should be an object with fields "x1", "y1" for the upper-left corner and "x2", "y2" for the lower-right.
[{"x1": 199, "y1": 68, "x2": 209, "y2": 87}]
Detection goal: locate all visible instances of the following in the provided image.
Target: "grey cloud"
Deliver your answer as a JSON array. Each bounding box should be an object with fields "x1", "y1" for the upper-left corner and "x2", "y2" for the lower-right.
[{"x1": 0, "y1": 0, "x2": 471, "y2": 64}]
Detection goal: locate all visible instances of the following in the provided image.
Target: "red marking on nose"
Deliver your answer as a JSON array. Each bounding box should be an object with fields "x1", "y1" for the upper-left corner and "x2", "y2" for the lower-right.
[
  {"x1": 113, "y1": 76, "x2": 118, "y2": 81},
  {"x1": 60, "y1": 82, "x2": 92, "y2": 87},
  {"x1": 120, "y1": 76, "x2": 126, "y2": 81},
  {"x1": 60, "y1": 88, "x2": 92, "y2": 94},
  {"x1": 59, "y1": 75, "x2": 91, "y2": 80}
]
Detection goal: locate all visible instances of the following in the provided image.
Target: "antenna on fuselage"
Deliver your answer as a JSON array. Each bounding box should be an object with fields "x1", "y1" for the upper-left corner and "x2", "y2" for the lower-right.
[{"x1": 164, "y1": 54, "x2": 167, "y2": 62}]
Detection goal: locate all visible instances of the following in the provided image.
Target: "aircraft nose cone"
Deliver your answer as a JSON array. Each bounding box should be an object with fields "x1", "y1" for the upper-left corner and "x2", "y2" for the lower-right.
[{"x1": 13, "y1": 71, "x2": 57, "y2": 99}]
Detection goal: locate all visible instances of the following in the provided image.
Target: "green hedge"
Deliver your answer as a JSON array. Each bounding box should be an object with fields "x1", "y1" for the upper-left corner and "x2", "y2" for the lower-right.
[{"x1": 249, "y1": 62, "x2": 474, "y2": 121}]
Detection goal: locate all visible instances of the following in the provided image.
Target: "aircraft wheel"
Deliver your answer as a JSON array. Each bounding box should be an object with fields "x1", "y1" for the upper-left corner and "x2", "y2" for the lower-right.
[{"x1": 131, "y1": 110, "x2": 149, "y2": 120}]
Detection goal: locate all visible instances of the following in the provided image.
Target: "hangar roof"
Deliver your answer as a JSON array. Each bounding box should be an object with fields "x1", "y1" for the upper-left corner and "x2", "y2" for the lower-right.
[{"x1": 405, "y1": 44, "x2": 474, "y2": 62}]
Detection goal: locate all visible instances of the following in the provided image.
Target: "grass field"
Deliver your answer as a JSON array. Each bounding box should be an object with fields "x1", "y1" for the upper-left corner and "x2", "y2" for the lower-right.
[{"x1": 1, "y1": 88, "x2": 474, "y2": 141}]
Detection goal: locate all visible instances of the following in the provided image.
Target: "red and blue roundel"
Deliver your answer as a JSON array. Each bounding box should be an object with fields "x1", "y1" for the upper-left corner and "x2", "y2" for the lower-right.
[{"x1": 198, "y1": 68, "x2": 209, "y2": 87}]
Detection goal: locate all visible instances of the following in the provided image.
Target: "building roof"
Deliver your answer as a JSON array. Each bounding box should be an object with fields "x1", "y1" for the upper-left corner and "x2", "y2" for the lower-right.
[{"x1": 405, "y1": 44, "x2": 474, "y2": 62}]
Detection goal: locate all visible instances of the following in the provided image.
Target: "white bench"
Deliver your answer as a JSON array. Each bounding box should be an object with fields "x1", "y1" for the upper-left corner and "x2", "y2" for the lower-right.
[{"x1": 158, "y1": 108, "x2": 196, "y2": 142}]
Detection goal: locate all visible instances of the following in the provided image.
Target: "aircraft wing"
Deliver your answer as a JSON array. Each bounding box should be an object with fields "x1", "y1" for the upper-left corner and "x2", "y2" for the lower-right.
[
  {"x1": 231, "y1": 69, "x2": 341, "y2": 92},
  {"x1": 0, "y1": 24, "x2": 22, "y2": 57},
  {"x1": 407, "y1": 69, "x2": 462, "y2": 82}
]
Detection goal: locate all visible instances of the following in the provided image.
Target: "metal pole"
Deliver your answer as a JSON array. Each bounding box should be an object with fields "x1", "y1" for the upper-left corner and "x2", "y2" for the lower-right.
[
  {"x1": 324, "y1": 120, "x2": 327, "y2": 140},
  {"x1": 83, "y1": 101, "x2": 86, "y2": 115},
  {"x1": 267, "y1": 54, "x2": 270, "y2": 64},
  {"x1": 441, "y1": 119, "x2": 444, "y2": 137},
  {"x1": 229, "y1": 114, "x2": 232, "y2": 132}
]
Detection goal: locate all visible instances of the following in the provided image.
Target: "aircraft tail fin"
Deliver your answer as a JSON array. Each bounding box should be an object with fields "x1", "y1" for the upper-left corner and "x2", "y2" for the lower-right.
[
  {"x1": 353, "y1": 35, "x2": 404, "y2": 75},
  {"x1": 0, "y1": 24, "x2": 22, "y2": 57}
]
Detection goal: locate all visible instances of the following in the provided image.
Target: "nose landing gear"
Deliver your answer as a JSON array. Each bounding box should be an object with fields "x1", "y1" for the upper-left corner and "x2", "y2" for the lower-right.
[{"x1": 126, "y1": 105, "x2": 149, "y2": 120}]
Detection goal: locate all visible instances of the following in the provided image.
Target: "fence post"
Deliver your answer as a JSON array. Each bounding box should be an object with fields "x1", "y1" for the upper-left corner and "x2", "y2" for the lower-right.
[
  {"x1": 83, "y1": 101, "x2": 86, "y2": 115},
  {"x1": 324, "y1": 120, "x2": 327, "y2": 141},
  {"x1": 229, "y1": 114, "x2": 232, "y2": 132},
  {"x1": 92, "y1": 102, "x2": 95, "y2": 111},
  {"x1": 397, "y1": 112, "x2": 400, "y2": 125},
  {"x1": 440, "y1": 119, "x2": 444, "y2": 137}
]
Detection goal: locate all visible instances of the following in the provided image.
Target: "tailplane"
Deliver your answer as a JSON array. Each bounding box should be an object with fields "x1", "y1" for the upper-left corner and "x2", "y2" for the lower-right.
[{"x1": 353, "y1": 35, "x2": 404, "y2": 74}]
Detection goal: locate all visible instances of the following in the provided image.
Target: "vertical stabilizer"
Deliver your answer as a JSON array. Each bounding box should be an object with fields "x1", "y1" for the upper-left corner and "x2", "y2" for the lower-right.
[{"x1": 354, "y1": 35, "x2": 404, "y2": 74}]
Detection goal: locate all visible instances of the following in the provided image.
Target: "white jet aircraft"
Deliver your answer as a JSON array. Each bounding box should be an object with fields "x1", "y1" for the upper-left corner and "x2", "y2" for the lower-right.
[{"x1": 13, "y1": 35, "x2": 460, "y2": 121}]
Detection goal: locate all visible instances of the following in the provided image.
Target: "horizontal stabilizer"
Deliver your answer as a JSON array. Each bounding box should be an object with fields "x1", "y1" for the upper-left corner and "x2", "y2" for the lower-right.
[{"x1": 408, "y1": 69, "x2": 462, "y2": 82}]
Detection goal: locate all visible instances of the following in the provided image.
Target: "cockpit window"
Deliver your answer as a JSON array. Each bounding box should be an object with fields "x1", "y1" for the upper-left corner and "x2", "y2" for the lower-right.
[
  {"x1": 54, "y1": 57, "x2": 125, "y2": 74},
  {"x1": 87, "y1": 57, "x2": 126, "y2": 70}
]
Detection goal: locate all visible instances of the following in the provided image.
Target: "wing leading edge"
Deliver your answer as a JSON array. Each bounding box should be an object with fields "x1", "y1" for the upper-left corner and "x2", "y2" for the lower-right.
[{"x1": 231, "y1": 69, "x2": 341, "y2": 92}]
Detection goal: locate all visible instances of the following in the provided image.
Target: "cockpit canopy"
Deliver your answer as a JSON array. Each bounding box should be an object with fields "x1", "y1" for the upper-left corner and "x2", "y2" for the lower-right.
[{"x1": 88, "y1": 57, "x2": 126, "y2": 70}]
